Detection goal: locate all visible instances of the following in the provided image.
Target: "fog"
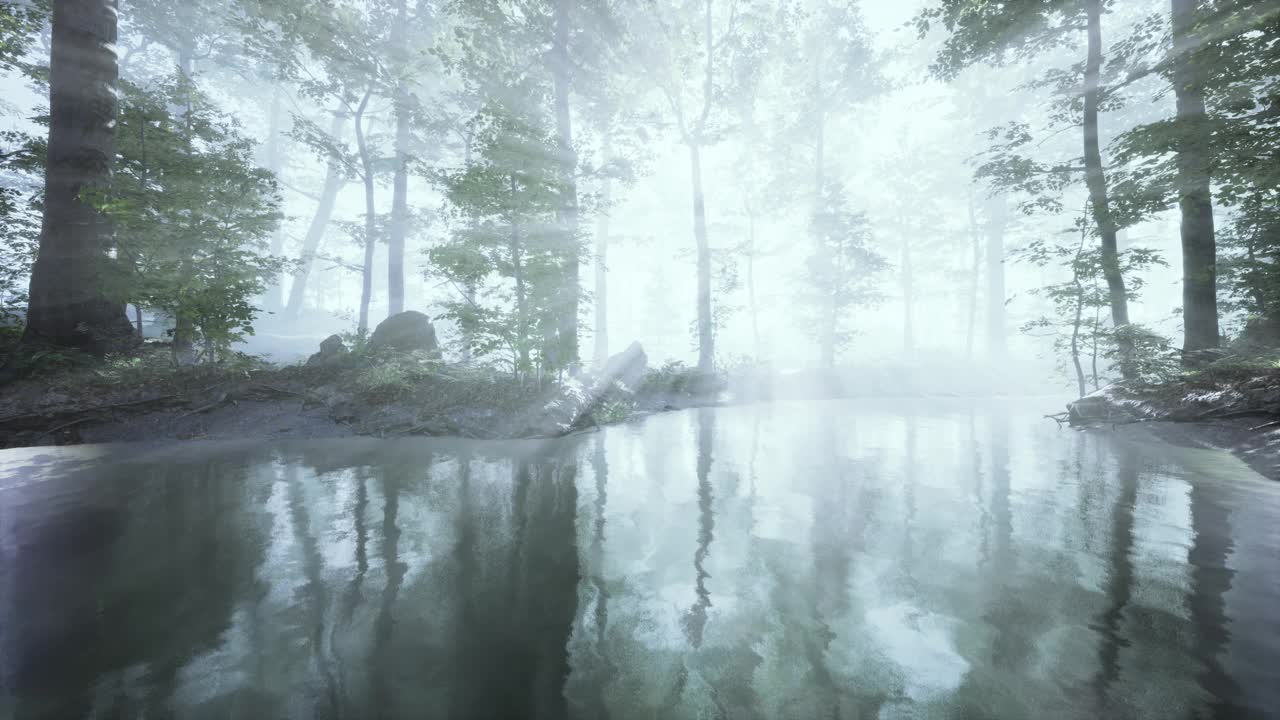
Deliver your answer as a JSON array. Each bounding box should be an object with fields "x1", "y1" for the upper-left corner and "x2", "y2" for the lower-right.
[{"x1": 0, "y1": 0, "x2": 1219, "y2": 393}]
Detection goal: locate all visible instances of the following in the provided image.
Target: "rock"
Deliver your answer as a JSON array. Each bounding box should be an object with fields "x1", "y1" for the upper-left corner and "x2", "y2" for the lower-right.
[
  {"x1": 306, "y1": 334, "x2": 349, "y2": 366},
  {"x1": 595, "y1": 341, "x2": 648, "y2": 393},
  {"x1": 369, "y1": 311, "x2": 440, "y2": 356},
  {"x1": 1067, "y1": 391, "x2": 1143, "y2": 425}
]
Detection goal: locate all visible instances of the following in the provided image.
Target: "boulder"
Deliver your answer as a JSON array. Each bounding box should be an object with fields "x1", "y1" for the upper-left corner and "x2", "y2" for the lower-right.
[
  {"x1": 307, "y1": 334, "x2": 349, "y2": 366},
  {"x1": 369, "y1": 311, "x2": 440, "y2": 356},
  {"x1": 595, "y1": 341, "x2": 648, "y2": 393}
]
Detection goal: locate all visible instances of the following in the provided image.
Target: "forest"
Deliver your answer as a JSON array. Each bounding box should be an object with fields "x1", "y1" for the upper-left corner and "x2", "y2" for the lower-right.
[
  {"x1": 0, "y1": 0, "x2": 1277, "y2": 442},
  {"x1": 2, "y1": 2, "x2": 1280, "y2": 718}
]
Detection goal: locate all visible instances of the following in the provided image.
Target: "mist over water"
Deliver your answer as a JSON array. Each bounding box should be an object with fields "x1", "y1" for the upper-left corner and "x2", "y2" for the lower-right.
[{"x1": 3, "y1": 399, "x2": 1276, "y2": 719}]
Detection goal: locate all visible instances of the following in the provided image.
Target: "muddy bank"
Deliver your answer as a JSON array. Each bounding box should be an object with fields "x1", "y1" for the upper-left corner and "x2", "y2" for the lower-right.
[
  {"x1": 1065, "y1": 366, "x2": 1280, "y2": 479},
  {"x1": 0, "y1": 343, "x2": 724, "y2": 450},
  {"x1": 1103, "y1": 418, "x2": 1280, "y2": 480}
]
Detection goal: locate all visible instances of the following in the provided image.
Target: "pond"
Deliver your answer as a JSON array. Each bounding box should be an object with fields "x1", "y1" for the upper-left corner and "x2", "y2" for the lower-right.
[{"x1": 1, "y1": 398, "x2": 1277, "y2": 719}]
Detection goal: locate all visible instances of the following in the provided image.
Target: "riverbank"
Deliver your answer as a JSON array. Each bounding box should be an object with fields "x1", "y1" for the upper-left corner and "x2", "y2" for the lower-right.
[
  {"x1": 1066, "y1": 365, "x2": 1280, "y2": 479},
  {"x1": 0, "y1": 341, "x2": 724, "y2": 450}
]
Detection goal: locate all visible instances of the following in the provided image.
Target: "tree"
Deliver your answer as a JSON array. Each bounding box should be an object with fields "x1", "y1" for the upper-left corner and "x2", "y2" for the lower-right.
[
  {"x1": 22, "y1": 0, "x2": 136, "y2": 354},
  {"x1": 1016, "y1": 215, "x2": 1171, "y2": 396},
  {"x1": 283, "y1": 110, "x2": 349, "y2": 320},
  {"x1": 1169, "y1": 0, "x2": 1220, "y2": 352},
  {"x1": 92, "y1": 76, "x2": 284, "y2": 363},
  {"x1": 429, "y1": 104, "x2": 570, "y2": 382},
  {"x1": 1110, "y1": 0, "x2": 1277, "y2": 350},
  {"x1": 800, "y1": 181, "x2": 886, "y2": 368},
  {"x1": 640, "y1": 0, "x2": 778, "y2": 371},
  {"x1": 920, "y1": 0, "x2": 1141, "y2": 377}
]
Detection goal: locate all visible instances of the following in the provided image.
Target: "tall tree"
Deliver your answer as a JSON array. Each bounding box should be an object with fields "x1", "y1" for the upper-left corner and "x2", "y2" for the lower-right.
[
  {"x1": 1170, "y1": 0, "x2": 1220, "y2": 352},
  {"x1": 388, "y1": 0, "x2": 411, "y2": 317},
  {"x1": 23, "y1": 0, "x2": 135, "y2": 354},
  {"x1": 642, "y1": 0, "x2": 776, "y2": 371},
  {"x1": 921, "y1": 0, "x2": 1142, "y2": 377},
  {"x1": 284, "y1": 111, "x2": 349, "y2": 320},
  {"x1": 1081, "y1": 0, "x2": 1133, "y2": 371}
]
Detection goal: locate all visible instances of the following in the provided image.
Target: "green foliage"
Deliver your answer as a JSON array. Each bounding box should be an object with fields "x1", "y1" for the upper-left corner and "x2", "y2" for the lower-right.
[
  {"x1": 0, "y1": 129, "x2": 41, "y2": 339},
  {"x1": 915, "y1": 0, "x2": 1081, "y2": 82},
  {"x1": 639, "y1": 360, "x2": 725, "y2": 397},
  {"x1": 0, "y1": 0, "x2": 47, "y2": 74},
  {"x1": 428, "y1": 102, "x2": 580, "y2": 380},
  {"x1": 88, "y1": 75, "x2": 285, "y2": 361},
  {"x1": 799, "y1": 181, "x2": 887, "y2": 362},
  {"x1": 1015, "y1": 217, "x2": 1169, "y2": 393}
]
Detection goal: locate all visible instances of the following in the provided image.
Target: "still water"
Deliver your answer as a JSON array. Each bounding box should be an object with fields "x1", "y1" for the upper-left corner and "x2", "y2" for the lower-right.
[{"x1": 1, "y1": 399, "x2": 1278, "y2": 720}]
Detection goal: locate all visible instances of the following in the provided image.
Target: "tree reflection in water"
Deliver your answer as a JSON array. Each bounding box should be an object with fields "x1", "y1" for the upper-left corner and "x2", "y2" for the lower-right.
[{"x1": 1, "y1": 400, "x2": 1277, "y2": 720}]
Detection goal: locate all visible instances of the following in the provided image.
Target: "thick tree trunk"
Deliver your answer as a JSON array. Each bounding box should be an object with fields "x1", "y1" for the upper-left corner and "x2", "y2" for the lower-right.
[
  {"x1": 24, "y1": 0, "x2": 134, "y2": 354},
  {"x1": 690, "y1": 143, "x2": 714, "y2": 371},
  {"x1": 285, "y1": 113, "x2": 347, "y2": 321},
  {"x1": 1083, "y1": 0, "x2": 1135, "y2": 378},
  {"x1": 551, "y1": 0, "x2": 580, "y2": 372},
  {"x1": 354, "y1": 90, "x2": 376, "y2": 333},
  {"x1": 985, "y1": 194, "x2": 1008, "y2": 358},
  {"x1": 387, "y1": 0, "x2": 410, "y2": 318},
  {"x1": 593, "y1": 136, "x2": 611, "y2": 368},
  {"x1": 1171, "y1": 0, "x2": 1220, "y2": 353}
]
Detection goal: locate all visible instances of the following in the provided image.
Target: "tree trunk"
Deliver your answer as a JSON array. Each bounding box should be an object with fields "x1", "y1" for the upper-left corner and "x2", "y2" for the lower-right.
[
  {"x1": 1071, "y1": 274, "x2": 1087, "y2": 399},
  {"x1": 387, "y1": 0, "x2": 410, "y2": 318},
  {"x1": 593, "y1": 135, "x2": 611, "y2": 368},
  {"x1": 264, "y1": 88, "x2": 287, "y2": 310},
  {"x1": 24, "y1": 0, "x2": 134, "y2": 354},
  {"x1": 284, "y1": 115, "x2": 347, "y2": 320},
  {"x1": 902, "y1": 234, "x2": 915, "y2": 355},
  {"x1": 1171, "y1": 0, "x2": 1220, "y2": 354},
  {"x1": 1083, "y1": 0, "x2": 1135, "y2": 378},
  {"x1": 965, "y1": 190, "x2": 982, "y2": 361},
  {"x1": 985, "y1": 194, "x2": 1008, "y2": 358},
  {"x1": 511, "y1": 189, "x2": 530, "y2": 379},
  {"x1": 551, "y1": 0, "x2": 580, "y2": 373},
  {"x1": 171, "y1": 49, "x2": 198, "y2": 366},
  {"x1": 354, "y1": 89, "x2": 376, "y2": 334},
  {"x1": 690, "y1": 143, "x2": 714, "y2": 371},
  {"x1": 744, "y1": 199, "x2": 761, "y2": 363}
]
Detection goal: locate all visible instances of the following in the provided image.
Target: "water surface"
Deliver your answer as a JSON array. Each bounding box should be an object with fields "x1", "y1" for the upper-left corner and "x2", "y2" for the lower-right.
[{"x1": 1, "y1": 399, "x2": 1277, "y2": 719}]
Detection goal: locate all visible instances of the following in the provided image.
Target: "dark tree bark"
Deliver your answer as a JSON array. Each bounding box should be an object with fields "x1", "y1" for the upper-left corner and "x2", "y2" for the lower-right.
[
  {"x1": 284, "y1": 112, "x2": 346, "y2": 320},
  {"x1": 23, "y1": 0, "x2": 134, "y2": 354},
  {"x1": 551, "y1": 0, "x2": 580, "y2": 372},
  {"x1": 1083, "y1": 0, "x2": 1135, "y2": 378},
  {"x1": 1171, "y1": 0, "x2": 1220, "y2": 353},
  {"x1": 387, "y1": 0, "x2": 410, "y2": 318}
]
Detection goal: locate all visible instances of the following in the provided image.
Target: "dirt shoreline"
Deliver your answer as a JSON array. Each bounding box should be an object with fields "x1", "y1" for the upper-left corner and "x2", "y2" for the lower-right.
[{"x1": 1105, "y1": 417, "x2": 1280, "y2": 480}]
